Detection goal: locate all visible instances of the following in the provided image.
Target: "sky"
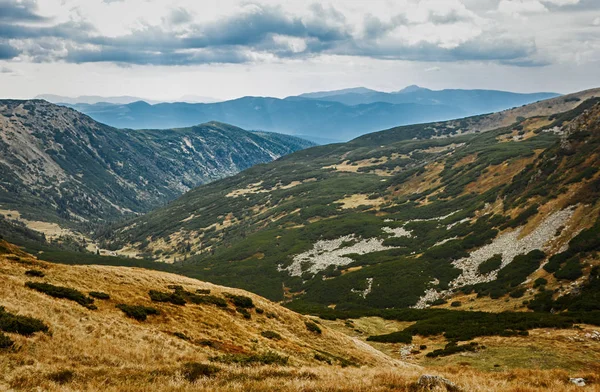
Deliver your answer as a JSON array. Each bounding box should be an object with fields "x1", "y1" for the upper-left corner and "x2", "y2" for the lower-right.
[{"x1": 0, "y1": 0, "x2": 599, "y2": 101}]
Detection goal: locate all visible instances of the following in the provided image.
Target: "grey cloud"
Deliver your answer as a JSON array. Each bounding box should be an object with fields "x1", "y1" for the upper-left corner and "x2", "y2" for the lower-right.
[
  {"x1": 64, "y1": 47, "x2": 251, "y2": 66},
  {"x1": 164, "y1": 7, "x2": 193, "y2": 25},
  {"x1": 0, "y1": 2, "x2": 548, "y2": 67},
  {"x1": 0, "y1": 0, "x2": 47, "y2": 22},
  {"x1": 0, "y1": 41, "x2": 20, "y2": 59}
]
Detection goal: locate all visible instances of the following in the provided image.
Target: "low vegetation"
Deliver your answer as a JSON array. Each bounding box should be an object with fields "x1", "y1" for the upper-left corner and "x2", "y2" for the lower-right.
[
  {"x1": 181, "y1": 362, "x2": 220, "y2": 382},
  {"x1": 0, "y1": 306, "x2": 49, "y2": 336},
  {"x1": 115, "y1": 304, "x2": 159, "y2": 321},
  {"x1": 25, "y1": 281, "x2": 97, "y2": 310}
]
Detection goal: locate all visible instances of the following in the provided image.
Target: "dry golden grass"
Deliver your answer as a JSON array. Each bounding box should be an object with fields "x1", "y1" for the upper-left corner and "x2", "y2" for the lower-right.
[{"x1": 1, "y1": 242, "x2": 598, "y2": 391}]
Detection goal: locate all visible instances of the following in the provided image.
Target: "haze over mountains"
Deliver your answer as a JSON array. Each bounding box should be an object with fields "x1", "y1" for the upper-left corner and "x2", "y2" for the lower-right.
[{"x1": 63, "y1": 86, "x2": 559, "y2": 143}]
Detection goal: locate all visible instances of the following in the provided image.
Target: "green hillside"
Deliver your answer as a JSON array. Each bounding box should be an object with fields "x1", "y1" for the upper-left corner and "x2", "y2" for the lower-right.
[{"x1": 94, "y1": 89, "x2": 600, "y2": 319}]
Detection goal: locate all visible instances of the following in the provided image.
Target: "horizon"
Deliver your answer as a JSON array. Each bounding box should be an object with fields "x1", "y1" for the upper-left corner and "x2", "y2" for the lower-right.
[
  {"x1": 0, "y1": 0, "x2": 599, "y2": 100},
  {"x1": 26, "y1": 84, "x2": 579, "y2": 105}
]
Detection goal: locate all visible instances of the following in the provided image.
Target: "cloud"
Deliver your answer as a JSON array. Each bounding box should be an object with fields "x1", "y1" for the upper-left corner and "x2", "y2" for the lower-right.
[
  {"x1": 0, "y1": 0, "x2": 47, "y2": 22},
  {"x1": 164, "y1": 7, "x2": 193, "y2": 26},
  {"x1": 498, "y1": 0, "x2": 548, "y2": 16},
  {"x1": 0, "y1": 41, "x2": 20, "y2": 59},
  {"x1": 594, "y1": 16, "x2": 600, "y2": 26},
  {"x1": 425, "y1": 66, "x2": 441, "y2": 71},
  {"x1": 0, "y1": 1, "x2": 565, "y2": 68}
]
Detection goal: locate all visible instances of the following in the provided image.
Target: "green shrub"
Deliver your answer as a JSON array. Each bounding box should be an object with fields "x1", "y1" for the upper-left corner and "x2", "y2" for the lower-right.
[
  {"x1": 554, "y1": 258, "x2": 583, "y2": 281},
  {"x1": 426, "y1": 342, "x2": 482, "y2": 358},
  {"x1": 210, "y1": 351, "x2": 289, "y2": 366},
  {"x1": 255, "y1": 307, "x2": 264, "y2": 314},
  {"x1": 25, "y1": 282, "x2": 96, "y2": 310},
  {"x1": 195, "y1": 289, "x2": 211, "y2": 295},
  {"x1": 149, "y1": 290, "x2": 186, "y2": 305},
  {"x1": 47, "y1": 370, "x2": 75, "y2": 385},
  {"x1": 533, "y1": 278, "x2": 547, "y2": 288},
  {"x1": 89, "y1": 291, "x2": 110, "y2": 300},
  {"x1": 0, "y1": 306, "x2": 49, "y2": 335},
  {"x1": 450, "y1": 301, "x2": 462, "y2": 307},
  {"x1": 0, "y1": 332, "x2": 14, "y2": 349},
  {"x1": 367, "y1": 330, "x2": 412, "y2": 344},
  {"x1": 189, "y1": 294, "x2": 228, "y2": 308},
  {"x1": 305, "y1": 320, "x2": 322, "y2": 334},
  {"x1": 174, "y1": 332, "x2": 190, "y2": 341},
  {"x1": 509, "y1": 287, "x2": 526, "y2": 298},
  {"x1": 225, "y1": 294, "x2": 254, "y2": 308},
  {"x1": 25, "y1": 269, "x2": 45, "y2": 277},
  {"x1": 478, "y1": 255, "x2": 502, "y2": 275},
  {"x1": 261, "y1": 330, "x2": 282, "y2": 340},
  {"x1": 429, "y1": 298, "x2": 447, "y2": 306},
  {"x1": 237, "y1": 307, "x2": 251, "y2": 319},
  {"x1": 116, "y1": 304, "x2": 159, "y2": 321},
  {"x1": 181, "y1": 362, "x2": 220, "y2": 382}
]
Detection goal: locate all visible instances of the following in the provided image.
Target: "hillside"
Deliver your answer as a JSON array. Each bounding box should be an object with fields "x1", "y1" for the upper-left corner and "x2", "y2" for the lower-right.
[
  {"x1": 97, "y1": 88, "x2": 600, "y2": 316},
  {"x1": 66, "y1": 87, "x2": 558, "y2": 142},
  {"x1": 2, "y1": 241, "x2": 598, "y2": 392},
  {"x1": 0, "y1": 100, "x2": 313, "y2": 234},
  {"x1": 0, "y1": 241, "x2": 405, "y2": 391}
]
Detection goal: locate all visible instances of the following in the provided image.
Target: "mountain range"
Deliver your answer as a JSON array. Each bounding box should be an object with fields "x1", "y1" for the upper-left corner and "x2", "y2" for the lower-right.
[
  {"x1": 1, "y1": 88, "x2": 599, "y2": 391},
  {"x1": 63, "y1": 87, "x2": 559, "y2": 142},
  {"x1": 94, "y1": 88, "x2": 600, "y2": 316},
  {"x1": 0, "y1": 100, "x2": 313, "y2": 229}
]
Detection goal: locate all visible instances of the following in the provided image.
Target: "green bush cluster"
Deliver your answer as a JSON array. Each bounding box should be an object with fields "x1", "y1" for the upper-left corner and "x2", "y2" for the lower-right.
[
  {"x1": 260, "y1": 330, "x2": 282, "y2": 340},
  {"x1": 426, "y1": 342, "x2": 483, "y2": 358},
  {"x1": 115, "y1": 304, "x2": 159, "y2": 321},
  {"x1": 304, "y1": 320, "x2": 322, "y2": 334},
  {"x1": 25, "y1": 282, "x2": 97, "y2": 310},
  {"x1": 477, "y1": 255, "x2": 502, "y2": 275},
  {"x1": 224, "y1": 294, "x2": 255, "y2": 308},
  {"x1": 0, "y1": 332, "x2": 13, "y2": 349},
  {"x1": 0, "y1": 306, "x2": 49, "y2": 335},
  {"x1": 149, "y1": 289, "x2": 186, "y2": 305},
  {"x1": 25, "y1": 269, "x2": 45, "y2": 277},
  {"x1": 89, "y1": 291, "x2": 110, "y2": 300}
]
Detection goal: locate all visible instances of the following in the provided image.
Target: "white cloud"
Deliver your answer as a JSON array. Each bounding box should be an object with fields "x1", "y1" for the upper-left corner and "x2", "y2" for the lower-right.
[
  {"x1": 425, "y1": 66, "x2": 441, "y2": 72},
  {"x1": 497, "y1": 0, "x2": 548, "y2": 16}
]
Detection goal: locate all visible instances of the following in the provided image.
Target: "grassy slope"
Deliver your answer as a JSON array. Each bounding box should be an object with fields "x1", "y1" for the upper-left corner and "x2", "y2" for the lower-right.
[{"x1": 1, "y1": 242, "x2": 598, "y2": 392}]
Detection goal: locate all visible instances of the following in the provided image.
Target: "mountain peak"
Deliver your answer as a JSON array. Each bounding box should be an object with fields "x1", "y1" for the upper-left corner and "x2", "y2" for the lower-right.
[{"x1": 396, "y1": 85, "x2": 429, "y2": 94}]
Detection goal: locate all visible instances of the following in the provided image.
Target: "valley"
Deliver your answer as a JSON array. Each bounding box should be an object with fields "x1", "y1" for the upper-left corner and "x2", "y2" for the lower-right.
[{"x1": 2, "y1": 89, "x2": 600, "y2": 392}]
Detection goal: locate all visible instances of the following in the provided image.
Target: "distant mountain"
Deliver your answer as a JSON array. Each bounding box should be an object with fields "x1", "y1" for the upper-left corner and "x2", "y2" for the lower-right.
[
  {"x1": 0, "y1": 100, "x2": 313, "y2": 227},
  {"x1": 65, "y1": 87, "x2": 560, "y2": 142},
  {"x1": 297, "y1": 87, "x2": 380, "y2": 99},
  {"x1": 67, "y1": 98, "x2": 464, "y2": 142},
  {"x1": 291, "y1": 85, "x2": 559, "y2": 112},
  {"x1": 36, "y1": 94, "x2": 163, "y2": 105},
  {"x1": 36, "y1": 94, "x2": 221, "y2": 105}
]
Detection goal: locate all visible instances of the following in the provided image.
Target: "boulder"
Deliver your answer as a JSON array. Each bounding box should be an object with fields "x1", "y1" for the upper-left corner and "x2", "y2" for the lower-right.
[{"x1": 417, "y1": 374, "x2": 462, "y2": 391}]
